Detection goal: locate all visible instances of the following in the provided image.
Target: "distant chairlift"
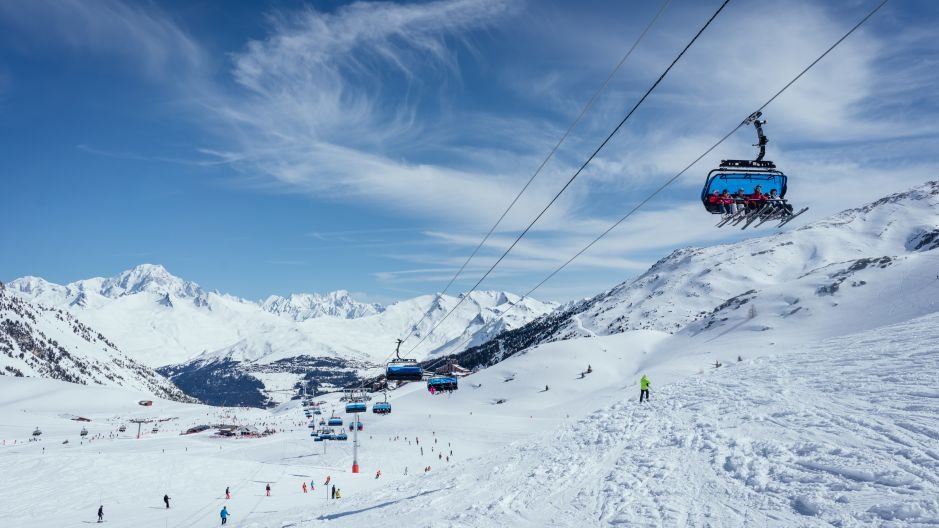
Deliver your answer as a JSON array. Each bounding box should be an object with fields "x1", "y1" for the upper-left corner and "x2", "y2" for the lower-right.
[
  {"x1": 386, "y1": 339, "x2": 424, "y2": 382},
  {"x1": 348, "y1": 421, "x2": 364, "y2": 432},
  {"x1": 427, "y1": 359, "x2": 459, "y2": 394},
  {"x1": 32, "y1": 427, "x2": 42, "y2": 437},
  {"x1": 345, "y1": 402, "x2": 367, "y2": 414},
  {"x1": 80, "y1": 427, "x2": 89, "y2": 437},
  {"x1": 327, "y1": 413, "x2": 343, "y2": 428},
  {"x1": 118, "y1": 424, "x2": 127, "y2": 433}
]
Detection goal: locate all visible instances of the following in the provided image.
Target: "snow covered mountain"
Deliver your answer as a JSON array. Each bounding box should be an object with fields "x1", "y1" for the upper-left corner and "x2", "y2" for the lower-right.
[
  {"x1": 0, "y1": 287, "x2": 191, "y2": 401},
  {"x1": 453, "y1": 180, "x2": 939, "y2": 370},
  {"x1": 7, "y1": 266, "x2": 555, "y2": 406},
  {"x1": 261, "y1": 291, "x2": 383, "y2": 320}
]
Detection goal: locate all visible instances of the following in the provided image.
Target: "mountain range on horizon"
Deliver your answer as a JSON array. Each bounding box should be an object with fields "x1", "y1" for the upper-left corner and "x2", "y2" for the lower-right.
[{"x1": 4, "y1": 179, "x2": 938, "y2": 407}]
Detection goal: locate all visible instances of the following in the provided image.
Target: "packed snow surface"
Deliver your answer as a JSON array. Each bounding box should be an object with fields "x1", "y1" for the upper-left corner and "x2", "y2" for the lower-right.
[{"x1": 2, "y1": 310, "x2": 937, "y2": 527}]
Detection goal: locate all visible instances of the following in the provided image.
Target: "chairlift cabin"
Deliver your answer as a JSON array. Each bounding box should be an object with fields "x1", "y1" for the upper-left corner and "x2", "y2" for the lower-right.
[
  {"x1": 334, "y1": 432, "x2": 349, "y2": 441},
  {"x1": 345, "y1": 402, "x2": 367, "y2": 413},
  {"x1": 118, "y1": 424, "x2": 127, "y2": 432},
  {"x1": 386, "y1": 339, "x2": 424, "y2": 382},
  {"x1": 348, "y1": 422, "x2": 364, "y2": 432},
  {"x1": 151, "y1": 425, "x2": 159, "y2": 434},
  {"x1": 427, "y1": 358, "x2": 459, "y2": 393},
  {"x1": 313, "y1": 409, "x2": 322, "y2": 415},
  {"x1": 372, "y1": 402, "x2": 392, "y2": 415},
  {"x1": 701, "y1": 112, "x2": 804, "y2": 229},
  {"x1": 80, "y1": 427, "x2": 89, "y2": 437},
  {"x1": 319, "y1": 419, "x2": 326, "y2": 427},
  {"x1": 32, "y1": 427, "x2": 42, "y2": 437},
  {"x1": 327, "y1": 415, "x2": 343, "y2": 427},
  {"x1": 427, "y1": 376, "x2": 458, "y2": 393}
]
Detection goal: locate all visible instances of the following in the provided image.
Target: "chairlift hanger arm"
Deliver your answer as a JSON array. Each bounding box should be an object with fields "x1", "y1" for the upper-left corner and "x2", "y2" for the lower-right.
[{"x1": 743, "y1": 111, "x2": 769, "y2": 162}]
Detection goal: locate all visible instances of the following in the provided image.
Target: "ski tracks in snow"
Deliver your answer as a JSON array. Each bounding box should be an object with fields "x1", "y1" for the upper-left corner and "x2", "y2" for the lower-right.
[{"x1": 335, "y1": 314, "x2": 939, "y2": 527}]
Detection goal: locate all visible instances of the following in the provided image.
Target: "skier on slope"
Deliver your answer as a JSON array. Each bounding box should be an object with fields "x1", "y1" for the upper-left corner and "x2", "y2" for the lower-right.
[
  {"x1": 220, "y1": 506, "x2": 230, "y2": 525},
  {"x1": 639, "y1": 375, "x2": 651, "y2": 403},
  {"x1": 302, "y1": 481, "x2": 308, "y2": 493},
  {"x1": 97, "y1": 505, "x2": 103, "y2": 523},
  {"x1": 266, "y1": 483, "x2": 271, "y2": 497},
  {"x1": 225, "y1": 486, "x2": 230, "y2": 499},
  {"x1": 163, "y1": 494, "x2": 170, "y2": 509},
  {"x1": 331, "y1": 484, "x2": 336, "y2": 499}
]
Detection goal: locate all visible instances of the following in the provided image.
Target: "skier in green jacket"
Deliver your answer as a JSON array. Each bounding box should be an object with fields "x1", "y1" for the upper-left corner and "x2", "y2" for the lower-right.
[{"x1": 639, "y1": 375, "x2": 650, "y2": 403}]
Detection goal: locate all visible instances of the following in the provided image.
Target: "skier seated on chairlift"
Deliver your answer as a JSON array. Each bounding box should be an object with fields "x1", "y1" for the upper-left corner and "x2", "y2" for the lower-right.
[
  {"x1": 732, "y1": 188, "x2": 748, "y2": 212},
  {"x1": 767, "y1": 189, "x2": 793, "y2": 215},
  {"x1": 746, "y1": 185, "x2": 768, "y2": 212},
  {"x1": 720, "y1": 190, "x2": 737, "y2": 215},
  {"x1": 707, "y1": 191, "x2": 731, "y2": 216}
]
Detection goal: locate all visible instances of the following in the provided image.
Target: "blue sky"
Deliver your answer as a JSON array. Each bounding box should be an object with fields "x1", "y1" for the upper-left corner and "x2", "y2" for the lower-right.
[{"x1": 1, "y1": 0, "x2": 937, "y2": 304}]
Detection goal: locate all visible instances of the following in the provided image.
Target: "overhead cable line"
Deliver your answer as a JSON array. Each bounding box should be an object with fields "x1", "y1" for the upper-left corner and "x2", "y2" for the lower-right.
[
  {"x1": 427, "y1": 0, "x2": 891, "y2": 360},
  {"x1": 396, "y1": 0, "x2": 673, "y2": 349},
  {"x1": 405, "y1": 0, "x2": 733, "y2": 356}
]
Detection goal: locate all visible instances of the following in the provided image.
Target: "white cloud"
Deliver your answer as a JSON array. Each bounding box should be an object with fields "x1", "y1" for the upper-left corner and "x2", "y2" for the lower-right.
[
  {"x1": 0, "y1": 0, "x2": 204, "y2": 81},
  {"x1": 6, "y1": 0, "x2": 937, "y2": 301}
]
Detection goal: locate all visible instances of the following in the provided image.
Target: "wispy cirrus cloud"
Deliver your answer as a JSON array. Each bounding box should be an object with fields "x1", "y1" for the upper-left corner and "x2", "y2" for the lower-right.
[
  {"x1": 5, "y1": 0, "x2": 938, "y2": 302},
  {"x1": 0, "y1": 0, "x2": 204, "y2": 81}
]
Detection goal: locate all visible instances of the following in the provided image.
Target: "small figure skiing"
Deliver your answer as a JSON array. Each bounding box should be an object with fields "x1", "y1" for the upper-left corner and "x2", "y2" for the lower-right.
[
  {"x1": 302, "y1": 481, "x2": 308, "y2": 493},
  {"x1": 220, "y1": 506, "x2": 230, "y2": 525},
  {"x1": 639, "y1": 375, "x2": 650, "y2": 403},
  {"x1": 97, "y1": 505, "x2": 104, "y2": 523},
  {"x1": 331, "y1": 484, "x2": 336, "y2": 499},
  {"x1": 375, "y1": 469, "x2": 381, "y2": 479},
  {"x1": 163, "y1": 494, "x2": 170, "y2": 509},
  {"x1": 225, "y1": 486, "x2": 230, "y2": 499},
  {"x1": 335, "y1": 488, "x2": 341, "y2": 499},
  {"x1": 265, "y1": 483, "x2": 271, "y2": 497}
]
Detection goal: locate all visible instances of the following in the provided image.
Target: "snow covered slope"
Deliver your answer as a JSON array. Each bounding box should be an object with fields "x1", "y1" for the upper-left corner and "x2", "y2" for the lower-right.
[
  {"x1": 2, "y1": 310, "x2": 936, "y2": 527},
  {"x1": 458, "y1": 180, "x2": 939, "y2": 369},
  {"x1": 0, "y1": 288, "x2": 190, "y2": 401}
]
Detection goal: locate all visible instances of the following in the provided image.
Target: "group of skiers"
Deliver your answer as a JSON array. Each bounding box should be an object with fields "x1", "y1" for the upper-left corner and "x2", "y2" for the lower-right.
[{"x1": 707, "y1": 186, "x2": 794, "y2": 217}]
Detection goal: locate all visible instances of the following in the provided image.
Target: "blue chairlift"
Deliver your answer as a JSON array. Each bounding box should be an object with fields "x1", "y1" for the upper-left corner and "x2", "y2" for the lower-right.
[
  {"x1": 427, "y1": 376, "x2": 458, "y2": 393},
  {"x1": 386, "y1": 339, "x2": 424, "y2": 382},
  {"x1": 345, "y1": 402, "x2": 367, "y2": 414},
  {"x1": 327, "y1": 415, "x2": 343, "y2": 427}
]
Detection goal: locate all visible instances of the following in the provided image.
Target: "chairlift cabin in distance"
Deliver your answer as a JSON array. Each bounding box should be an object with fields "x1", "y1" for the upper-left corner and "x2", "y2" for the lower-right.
[
  {"x1": 427, "y1": 359, "x2": 459, "y2": 394},
  {"x1": 701, "y1": 112, "x2": 808, "y2": 230},
  {"x1": 32, "y1": 427, "x2": 42, "y2": 437},
  {"x1": 327, "y1": 413, "x2": 343, "y2": 427},
  {"x1": 80, "y1": 427, "x2": 88, "y2": 437},
  {"x1": 345, "y1": 402, "x2": 367, "y2": 413},
  {"x1": 386, "y1": 339, "x2": 424, "y2": 382},
  {"x1": 372, "y1": 391, "x2": 392, "y2": 415}
]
